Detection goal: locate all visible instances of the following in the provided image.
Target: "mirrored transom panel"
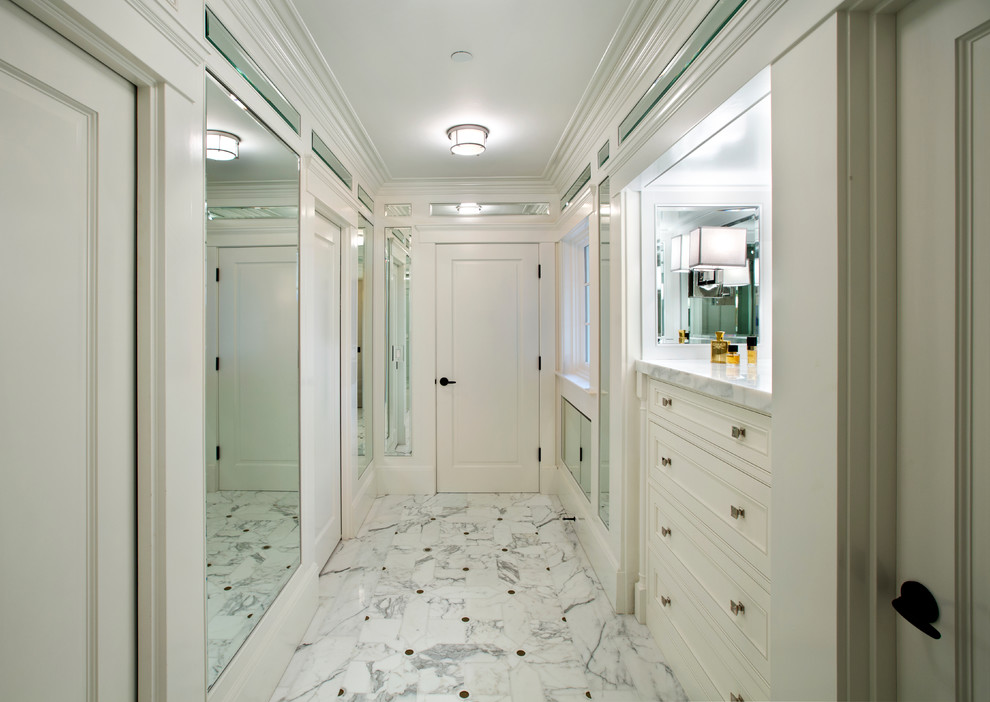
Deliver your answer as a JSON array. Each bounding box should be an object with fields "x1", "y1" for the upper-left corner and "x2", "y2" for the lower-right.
[{"x1": 204, "y1": 73, "x2": 301, "y2": 688}]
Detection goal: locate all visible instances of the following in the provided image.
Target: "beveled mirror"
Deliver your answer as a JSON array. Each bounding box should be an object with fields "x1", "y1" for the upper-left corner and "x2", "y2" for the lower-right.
[{"x1": 204, "y1": 73, "x2": 301, "y2": 687}]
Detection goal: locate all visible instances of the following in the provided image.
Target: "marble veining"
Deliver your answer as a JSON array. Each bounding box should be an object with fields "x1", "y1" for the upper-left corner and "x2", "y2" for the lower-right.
[
  {"x1": 207, "y1": 490, "x2": 301, "y2": 686},
  {"x1": 636, "y1": 358, "x2": 772, "y2": 413},
  {"x1": 270, "y1": 494, "x2": 685, "y2": 702}
]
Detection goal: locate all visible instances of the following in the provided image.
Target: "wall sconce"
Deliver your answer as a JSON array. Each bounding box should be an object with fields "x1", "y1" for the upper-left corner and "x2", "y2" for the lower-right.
[
  {"x1": 688, "y1": 226, "x2": 747, "y2": 270},
  {"x1": 447, "y1": 124, "x2": 488, "y2": 156},
  {"x1": 206, "y1": 130, "x2": 240, "y2": 161},
  {"x1": 670, "y1": 234, "x2": 690, "y2": 273},
  {"x1": 720, "y1": 266, "x2": 751, "y2": 287}
]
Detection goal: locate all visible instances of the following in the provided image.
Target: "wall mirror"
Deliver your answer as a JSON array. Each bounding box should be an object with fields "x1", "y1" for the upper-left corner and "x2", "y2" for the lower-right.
[
  {"x1": 561, "y1": 398, "x2": 592, "y2": 502},
  {"x1": 385, "y1": 227, "x2": 412, "y2": 456},
  {"x1": 597, "y1": 178, "x2": 611, "y2": 527},
  {"x1": 355, "y1": 214, "x2": 374, "y2": 475},
  {"x1": 655, "y1": 205, "x2": 760, "y2": 344},
  {"x1": 204, "y1": 73, "x2": 300, "y2": 687}
]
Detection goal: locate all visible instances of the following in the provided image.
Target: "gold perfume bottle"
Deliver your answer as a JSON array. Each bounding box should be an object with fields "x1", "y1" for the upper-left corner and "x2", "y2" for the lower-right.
[
  {"x1": 711, "y1": 331, "x2": 728, "y2": 364},
  {"x1": 747, "y1": 336, "x2": 758, "y2": 365},
  {"x1": 726, "y1": 344, "x2": 740, "y2": 377},
  {"x1": 678, "y1": 329, "x2": 687, "y2": 344}
]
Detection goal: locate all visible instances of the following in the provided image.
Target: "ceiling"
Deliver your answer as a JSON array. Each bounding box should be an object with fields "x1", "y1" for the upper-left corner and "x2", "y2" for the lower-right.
[{"x1": 290, "y1": 0, "x2": 635, "y2": 181}]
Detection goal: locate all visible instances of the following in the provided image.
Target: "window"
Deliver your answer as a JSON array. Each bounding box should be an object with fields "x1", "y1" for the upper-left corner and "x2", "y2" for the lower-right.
[{"x1": 560, "y1": 219, "x2": 592, "y2": 382}]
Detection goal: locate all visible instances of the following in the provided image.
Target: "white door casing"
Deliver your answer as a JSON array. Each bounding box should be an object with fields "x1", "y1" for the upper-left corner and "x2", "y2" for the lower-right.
[
  {"x1": 897, "y1": 0, "x2": 990, "y2": 698},
  {"x1": 0, "y1": 2, "x2": 136, "y2": 699},
  {"x1": 313, "y1": 217, "x2": 342, "y2": 561},
  {"x1": 218, "y1": 246, "x2": 300, "y2": 491},
  {"x1": 436, "y1": 244, "x2": 541, "y2": 493}
]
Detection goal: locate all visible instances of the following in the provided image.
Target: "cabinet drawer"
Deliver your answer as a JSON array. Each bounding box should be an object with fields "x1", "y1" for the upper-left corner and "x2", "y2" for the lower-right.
[
  {"x1": 649, "y1": 546, "x2": 770, "y2": 701},
  {"x1": 648, "y1": 422, "x2": 770, "y2": 574},
  {"x1": 648, "y1": 379, "x2": 770, "y2": 470},
  {"x1": 650, "y1": 485, "x2": 770, "y2": 678}
]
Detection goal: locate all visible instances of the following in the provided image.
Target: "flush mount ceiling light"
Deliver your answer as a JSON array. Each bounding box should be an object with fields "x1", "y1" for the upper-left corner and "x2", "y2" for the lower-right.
[
  {"x1": 688, "y1": 226, "x2": 747, "y2": 270},
  {"x1": 450, "y1": 50, "x2": 473, "y2": 62},
  {"x1": 456, "y1": 202, "x2": 482, "y2": 214},
  {"x1": 447, "y1": 124, "x2": 488, "y2": 156},
  {"x1": 206, "y1": 130, "x2": 240, "y2": 161}
]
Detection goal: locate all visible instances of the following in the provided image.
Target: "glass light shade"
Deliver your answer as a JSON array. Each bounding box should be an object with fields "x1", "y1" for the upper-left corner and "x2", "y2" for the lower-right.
[
  {"x1": 670, "y1": 234, "x2": 691, "y2": 273},
  {"x1": 206, "y1": 130, "x2": 239, "y2": 161},
  {"x1": 456, "y1": 202, "x2": 482, "y2": 214},
  {"x1": 721, "y1": 266, "x2": 750, "y2": 286},
  {"x1": 447, "y1": 124, "x2": 488, "y2": 156},
  {"x1": 688, "y1": 226, "x2": 747, "y2": 270}
]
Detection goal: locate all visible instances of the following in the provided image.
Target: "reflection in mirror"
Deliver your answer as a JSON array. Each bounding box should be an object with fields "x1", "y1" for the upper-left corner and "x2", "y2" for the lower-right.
[
  {"x1": 356, "y1": 215, "x2": 374, "y2": 475},
  {"x1": 204, "y1": 73, "x2": 300, "y2": 688},
  {"x1": 597, "y1": 178, "x2": 611, "y2": 528},
  {"x1": 656, "y1": 206, "x2": 760, "y2": 345},
  {"x1": 561, "y1": 398, "x2": 592, "y2": 502},
  {"x1": 385, "y1": 228, "x2": 412, "y2": 455}
]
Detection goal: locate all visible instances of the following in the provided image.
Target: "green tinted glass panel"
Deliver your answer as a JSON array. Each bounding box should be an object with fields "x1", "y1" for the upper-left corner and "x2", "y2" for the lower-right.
[
  {"x1": 618, "y1": 0, "x2": 746, "y2": 143},
  {"x1": 358, "y1": 185, "x2": 374, "y2": 213},
  {"x1": 205, "y1": 7, "x2": 300, "y2": 134},
  {"x1": 561, "y1": 165, "x2": 591, "y2": 212},
  {"x1": 312, "y1": 131, "x2": 353, "y2": 190}
]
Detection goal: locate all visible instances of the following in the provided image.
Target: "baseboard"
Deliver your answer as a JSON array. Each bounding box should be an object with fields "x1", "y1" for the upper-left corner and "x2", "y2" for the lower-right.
[
  {"x1": 347, "y1": 463, "x2": 377, "y2": 538},
  {"x1": 377, "y1": 464, "x2": 436, "y2": 494},
  {"x1": 206, "y1": 462, "x2": 218, "y2": 493},
  {"x1": 207, "y1": 563, "x2": 318, "y2": 702},
  {"x1": 634, "y1": 574, "x2": 648, "y2": 624},
  {"x1": 314, "y1": 515, "x2": 341, "y2": 570},
  {"x1": 555, "y1": 465, "x2": 622, "y2": 610}
]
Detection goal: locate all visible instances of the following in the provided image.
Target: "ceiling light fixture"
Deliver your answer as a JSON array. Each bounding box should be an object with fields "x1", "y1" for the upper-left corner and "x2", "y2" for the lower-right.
[
  {"x1": 456, "y1": 202, "x2": 482, "y2": 214},
  {"x1": 447, "y1": 124, "x2": 488, "y2": 156},
  {"x1": 206, "y1": 130, "x2": 240, "y2": 161},
  {"x1": 450, "y1": 50, "x2": 473, "y2": 62}
]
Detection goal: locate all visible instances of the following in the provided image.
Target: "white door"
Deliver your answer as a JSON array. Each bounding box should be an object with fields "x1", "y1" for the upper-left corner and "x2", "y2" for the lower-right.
[
  {"x1": 897, "y1": 0, "x2": 990, "y2": 698},
  {"x1": 0, "y1": 2, "x2": 136, "y2": 699},
  {"x1": 218, "y1": 246, "x2": 299, "y2": 490},
  {"x1": 436, "y1": 244, "x2": 541, "y2": 492},
  {"x1": 313, "y1": 217, "x2": 342, "y2": 561}
]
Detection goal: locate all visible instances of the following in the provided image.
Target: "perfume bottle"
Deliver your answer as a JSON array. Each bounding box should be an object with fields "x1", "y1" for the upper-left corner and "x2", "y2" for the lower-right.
[
  {"x1": 747, "y1": 336, "x2": 758, "y2": 365},
  {"x1": 726, "y1": 344, "x2": 740, "y2": 377},
  {"x1": 678, "y1": 329, "x2": 687, "y2": 344},
  {"x1": 711, "y1": 331, "x2": 728, "y2": 364}
]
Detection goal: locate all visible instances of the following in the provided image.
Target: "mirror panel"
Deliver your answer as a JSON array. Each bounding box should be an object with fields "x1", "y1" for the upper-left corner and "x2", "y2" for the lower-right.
[
  {"x1": 356, "y1": 214, "x2": 374, "y2": 476},
  {"x1": 656, "y1": 205, "x2": 760, "y2": 345},
  {"x1": 385, "y1": 228, "x2": 412, "y2": 456},
  {"x1": 204, "y1": 74, "x2": 300, "y2": 688},
  {"x1": 597, "y1": 177, "x2": 611, "y2": 527},
  {"x1": 561, "y1": 398, "x2": 592, "y2": 502}
]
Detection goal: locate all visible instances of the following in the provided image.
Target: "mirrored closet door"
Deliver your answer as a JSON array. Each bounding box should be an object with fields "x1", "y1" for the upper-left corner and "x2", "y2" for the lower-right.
[{"x1": 204, "y1": 73, "x2": 301, "y2": 687}]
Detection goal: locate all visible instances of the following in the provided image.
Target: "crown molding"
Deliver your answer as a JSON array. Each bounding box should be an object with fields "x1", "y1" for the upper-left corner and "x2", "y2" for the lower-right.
[{"x1": 209, "y1": 0, "x2": 389, "y2": 193}]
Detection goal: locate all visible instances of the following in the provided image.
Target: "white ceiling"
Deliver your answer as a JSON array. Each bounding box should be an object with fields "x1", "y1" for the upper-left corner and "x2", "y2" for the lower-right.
[{"x1": 290, "y1": 0, "x2": 635, "y2": 181}]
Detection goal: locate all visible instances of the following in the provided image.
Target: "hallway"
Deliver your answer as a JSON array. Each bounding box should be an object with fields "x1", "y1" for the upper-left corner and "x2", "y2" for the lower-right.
[{"x1": 270, "y1": 494, "x2": 684, "y2": 701}]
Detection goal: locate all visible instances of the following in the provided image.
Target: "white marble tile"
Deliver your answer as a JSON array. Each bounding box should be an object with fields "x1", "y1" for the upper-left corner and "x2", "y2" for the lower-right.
[
  {"x1": 270, "y1": 494, "x2": 684, "y2": 702},
  {"x1": 636, "y1": 358, "x2": 772, "y2": 413}
]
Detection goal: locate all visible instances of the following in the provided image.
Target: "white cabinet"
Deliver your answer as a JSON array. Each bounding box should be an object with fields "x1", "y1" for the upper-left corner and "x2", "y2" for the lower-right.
[{"x1": 643, "y1": 376, "x2": 771, "y2": 701}]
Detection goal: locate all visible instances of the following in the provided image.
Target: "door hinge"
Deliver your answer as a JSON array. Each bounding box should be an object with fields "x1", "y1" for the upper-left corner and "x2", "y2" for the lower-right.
[
  {"x1": 215, "y1": 356, "x2": 219, "y2": 371},
  {"x1": 215, "y1": 267, "x2": 219, "y2": 282},
  {"x1": 538, "y1": 264, "x2": 542, "y2": 278},
  {"x1": 538, "y1": 447, "x2": 542, "y2": 462},
  {"x1": 538, "y1": 356, "x2": 542, "y2": 370},
  {"x1": 216, "y1": 446, "x2": 220, "y2": 460}
]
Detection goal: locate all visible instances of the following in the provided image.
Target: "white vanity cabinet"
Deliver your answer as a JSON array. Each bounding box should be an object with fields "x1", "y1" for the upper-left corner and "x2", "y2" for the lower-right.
[{"x1": 641, "y1": 369, "x2": 772, "y2": 701}]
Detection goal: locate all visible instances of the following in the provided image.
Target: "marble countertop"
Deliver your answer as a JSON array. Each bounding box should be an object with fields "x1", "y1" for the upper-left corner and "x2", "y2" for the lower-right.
[{"x1": 635, "y1": 358, "x2": 772, "y2": 414}]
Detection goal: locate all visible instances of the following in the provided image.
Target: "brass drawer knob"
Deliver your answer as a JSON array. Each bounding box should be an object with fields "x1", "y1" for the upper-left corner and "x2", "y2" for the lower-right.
[
  {"x1": 661, "y1": 526, "x2": 671, "y2": 537},
  {"x1": 730, "y1": 600, "x2": 745, "y2": 615},
  {"x1": 730, "y1": 505, "x2": 745, "y2": 520},
  {"x1": 660, "y1": 595, "x2": 671, "y2": 607},
  {"x1": 662, "y1": 397, "x2": 673, "y2": 407},
  {"x1": 660, "y1": 456, "x2": 672, "y2": 467},
  {"x1": 731, "y1": 425, "x2": 746, "y2": 439}
]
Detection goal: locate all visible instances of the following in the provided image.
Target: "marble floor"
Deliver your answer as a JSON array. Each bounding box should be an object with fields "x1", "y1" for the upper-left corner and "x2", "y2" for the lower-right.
[
  {"x1": 207, "y1": 490, "x2": 301, "y2": 686},
  {"x1": 270, "y1": 494, "x2": 685, "y2": 702}
]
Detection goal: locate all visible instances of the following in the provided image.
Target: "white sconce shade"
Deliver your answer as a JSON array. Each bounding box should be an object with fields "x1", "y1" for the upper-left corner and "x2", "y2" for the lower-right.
[
  {"x1": 688, "y1": 226, "x2": 747, "y2": 270},
  {"x1": 456, "y1": 202, "x2": 482, "y2": 214},
  {"x1": 447, "y1": 124, "x2": 488, "y2": 156},
  {"x1": 206, "y1": 130, "x2": 240, "y2": 161},
  {"x1": 721, "y1": 266, "x2": 751, "y2": 287},
  {"x1": 670, "y1": 234, "x2": 690, "y2": 273}
]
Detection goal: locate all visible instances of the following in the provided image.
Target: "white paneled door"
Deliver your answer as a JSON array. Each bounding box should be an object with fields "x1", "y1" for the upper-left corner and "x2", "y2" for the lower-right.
[
  {"x1": 0, "y1": 2, "x2": 136, "y2": 700},
  {"x1": 218, "y1": 246, "x2": 300, "y2": 490},
  {"x1": 436, "y1": 244, "x2": 541, "y2": 492},
  {"x1": 897, "y1": 0, "x2": 990, "y2": 699}
]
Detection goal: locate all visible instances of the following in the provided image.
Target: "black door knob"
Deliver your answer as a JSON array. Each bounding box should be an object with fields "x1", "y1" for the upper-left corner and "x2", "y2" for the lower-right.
[
  {"x1": 439, "y1": 377, "x2": 456, "y2": 386},
  {"x1": 892, "y1": 580, "x2": 941, "y2": 639}
]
